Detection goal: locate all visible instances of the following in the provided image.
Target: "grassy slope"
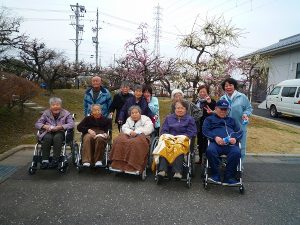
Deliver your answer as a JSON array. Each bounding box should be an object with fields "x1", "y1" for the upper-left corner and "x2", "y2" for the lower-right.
[{"x1": 0, "y1": 89, "x2": 299, "y2": 154}]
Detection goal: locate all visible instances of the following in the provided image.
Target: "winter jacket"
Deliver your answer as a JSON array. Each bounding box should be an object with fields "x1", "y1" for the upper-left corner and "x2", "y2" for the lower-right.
[
  {"x1": 84, "y1": 86, "x2": 112, "y2": 117},
  {"x1": 122, "y1": 115, "x2": 154, "y2": 136},
  {"x1": 35, "y1": 109, "x2": 74, "y2": 141},
  {"x1": 77, "y1": 115, "x2": 112, "y2": 134},
  {"x1": 202, "y1": 114, "x2": 243, "y2": 142},
  {"x1": 118, "y1": 96, "x2": 154, "y2": 123},
  {"x1": 220, "y1": 91, "x2": 253, "y2": 131},
  {"x1": 109, "y1": 91, "x2": 133, "y2": 123},
  {"x1": 160, "y1": 113, "x2": 197, "y2": 139}
]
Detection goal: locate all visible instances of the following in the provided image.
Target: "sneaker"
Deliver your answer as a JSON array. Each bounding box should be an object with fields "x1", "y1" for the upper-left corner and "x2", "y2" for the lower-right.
[
  {"x1": 207, "y1": 175, "x2": 221, "y2": 184},
  {"x1": 173, "y1": 173, "x2": 182, "y2": 179},
  {"x1": 223, "y1": 178, "x2": 240, "y2": 186},
  {"x1": 83, "y1": 162, "x2": 90, "y2": 167},
  {"x1": 95, "y1": 161, "x2": 103, "y2": 167},
  {"x1": 157, "y1": 171, "x2": 166, "y2": 177},
  {"x1": 40, "y1": 160, "x2": 49, "y2": 169}
]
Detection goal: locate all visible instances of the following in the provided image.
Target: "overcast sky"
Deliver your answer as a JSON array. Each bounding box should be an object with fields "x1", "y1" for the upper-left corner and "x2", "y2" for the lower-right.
[{"x1": 1, "y1": 0, "x2": 299, "y2": 67}]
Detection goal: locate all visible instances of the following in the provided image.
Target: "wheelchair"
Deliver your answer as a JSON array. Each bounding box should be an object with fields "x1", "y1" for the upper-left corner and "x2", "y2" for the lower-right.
[
  {"x1": 152, "y1": 135, "x2": 196, "y2": 188},
  {"x1": 28, "y1": 128, "x2": 78, "y2": 175},
  {"x1": 109, "y1": 130, "x2": 158, "y2": 181},
  {"x1": 203, "y1": 140, "x2": 245, "y2": 194},
  {"x1": 74, "y1": 129, "x2": 112, "y2": 172}
]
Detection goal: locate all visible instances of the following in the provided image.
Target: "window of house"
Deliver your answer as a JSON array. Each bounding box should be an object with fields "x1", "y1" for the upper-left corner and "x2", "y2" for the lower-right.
[
  {"x1": 281, "y1": 87, "x2": 297, "y2": 97},
  {"x1": 296, "y1": 63, "x2": 300, "y2": 79}
]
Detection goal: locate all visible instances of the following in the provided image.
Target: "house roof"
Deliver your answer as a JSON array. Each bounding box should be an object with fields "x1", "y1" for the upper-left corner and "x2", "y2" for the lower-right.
[{"x1": 240, "y1": 33, "x2": 300, "y2": 59}]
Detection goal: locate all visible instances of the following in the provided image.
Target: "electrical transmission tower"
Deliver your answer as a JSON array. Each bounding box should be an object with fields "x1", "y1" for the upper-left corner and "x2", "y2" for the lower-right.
[
  {"x1": 70, "y1": 3, "x2": 86, "y2": 66},
  {"x1": 153, "y1": 3, "x2": 162, "y2": 58},
  {"x1": 92, "y1": 8, "x2": 101, "y2": 68}
]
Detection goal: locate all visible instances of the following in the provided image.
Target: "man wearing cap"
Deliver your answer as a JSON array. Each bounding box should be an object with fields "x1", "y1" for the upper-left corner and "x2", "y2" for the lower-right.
[{"x1": 202, "y1": 99, "x2": 243, "y2": 185}]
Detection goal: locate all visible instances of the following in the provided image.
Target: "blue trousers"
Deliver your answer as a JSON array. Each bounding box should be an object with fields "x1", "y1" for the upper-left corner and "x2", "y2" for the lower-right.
[{"x1": 206, "y1": 142, "x2": 241, "y2": 179}]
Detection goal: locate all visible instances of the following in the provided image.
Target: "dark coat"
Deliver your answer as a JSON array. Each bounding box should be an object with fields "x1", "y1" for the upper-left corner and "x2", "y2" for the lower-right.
[
  {"x1": 118, "y1": 96, "x2": 154, "y2": 123},
  {"x1": 109, "y1": 92, "x2": 133, "y2": 123},
  {"x1": 77, "y1": 115, "x2": 112, "y2": 134}
]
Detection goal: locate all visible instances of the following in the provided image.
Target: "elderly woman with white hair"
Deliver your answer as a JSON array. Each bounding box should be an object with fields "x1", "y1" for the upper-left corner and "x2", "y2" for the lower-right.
[
  {"x1": 170, "y1": 89, "x2": 202, "y2": 127},
  {"x1": 110, "y1": 105, "x2": 154, "y2": 173},
  {"x1": 35, "y1": 97, "x2": 74, "y2": 169}
]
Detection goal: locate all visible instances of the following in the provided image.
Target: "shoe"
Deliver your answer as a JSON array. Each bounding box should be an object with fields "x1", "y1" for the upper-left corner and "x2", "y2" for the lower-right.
[
  {"x1": 207, "y1": 175, "x2": 221, "y2": 184},
  {"x1": 83, "y1": 162, "x2": 91, "y2": 167},
  {"x1": 223, "y1": 178, "x2": 240, "y2": 186},
  {"x1": 173, "y1": 173, "x2": 182, "y2": 179},
  {"x1": 157, "y1": 171, "x2": 166, "y2": 177},
  {"x1": 40, "y1": 160, "x2": 49, "y2": 169},
  {"x1": 95, "y1": 161, "x2": 103, "y2": 167},
  {"x1": 49, "y1": 159, "x2": 59, "y2": 168}
]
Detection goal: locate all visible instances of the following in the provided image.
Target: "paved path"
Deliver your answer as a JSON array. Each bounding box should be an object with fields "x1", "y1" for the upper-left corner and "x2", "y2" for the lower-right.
[
  {"x1": 0, "y1": 149, "x2": 299, "y2": 225},
  {"x1": 253, "y1": 108, "x2": 300, "y2": 127}
]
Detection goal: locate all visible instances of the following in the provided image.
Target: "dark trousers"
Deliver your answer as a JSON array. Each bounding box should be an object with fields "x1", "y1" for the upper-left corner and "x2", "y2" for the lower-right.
[
  {"x1": 158, "y1": 154, "x2": 184, "y2": 174},
  {"x1": 41, "y1": 132, "x2": 65, "y2": 160},
  {"x1": 206, "y1": 142, "x2": 241, "y2": 179}
]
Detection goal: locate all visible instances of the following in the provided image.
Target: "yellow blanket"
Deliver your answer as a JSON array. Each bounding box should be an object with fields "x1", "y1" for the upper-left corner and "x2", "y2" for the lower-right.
[{"x1": 152, "y1": 134, "x2": 190, "y2": 170}]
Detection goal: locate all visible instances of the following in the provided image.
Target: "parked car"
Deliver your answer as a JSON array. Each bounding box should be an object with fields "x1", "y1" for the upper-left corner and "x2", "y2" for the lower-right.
[{"x1": 266, "y1": 79, "x2": 300, "y2": 117}]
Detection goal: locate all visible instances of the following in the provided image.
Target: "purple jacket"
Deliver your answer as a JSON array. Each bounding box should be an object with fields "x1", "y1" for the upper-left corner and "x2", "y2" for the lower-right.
[
  {"x1": 35, "y1": 109, "x2": 75, "y2": 140},
  {"x1": 160, "y1": 113, "x2": 197, "y2": 139}
]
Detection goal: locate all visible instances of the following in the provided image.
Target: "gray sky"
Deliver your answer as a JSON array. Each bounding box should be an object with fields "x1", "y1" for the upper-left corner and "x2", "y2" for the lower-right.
[{"x1": 1, "y1": 0, "x2": 299, "y2": 67}]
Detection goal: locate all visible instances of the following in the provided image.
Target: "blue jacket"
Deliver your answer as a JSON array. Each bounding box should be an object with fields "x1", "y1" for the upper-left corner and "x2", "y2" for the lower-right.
[
  {"x1": 84, "y1": 87, "x2": 112, "y2": 117},
  {"x1": 202, "y1": 114, "x2": 243, "y2": 142},
  {"x1": 118, "y1": 96, "x2": 154, "y2": 123},
  {"x1": 220, "y1": 91, "x2": 252, "y2": 131},
  {"x1": 148, "y1": 96, "x2": 160, "y2": 128},
  {"x1": 161, "y1": 114, "x2": 197, "y2": 139}
]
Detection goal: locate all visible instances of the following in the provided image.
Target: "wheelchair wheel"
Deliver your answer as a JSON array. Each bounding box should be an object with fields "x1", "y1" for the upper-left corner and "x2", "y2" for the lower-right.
[
  {"x1": 141, "y1": 169, "x2": 147, "y2": 181},
  {"x1": 239, "y1": 185, "x2": 245, "y2": 194},
  {"x1": 186, "y1": 176, "x2": 192, "y2": 189},
  {"x1": 72, "y1": 142, "x2": 79, "y2": 166},
  {"x1": 28, "y1": 167, "x2": 36, "y2": 175}
]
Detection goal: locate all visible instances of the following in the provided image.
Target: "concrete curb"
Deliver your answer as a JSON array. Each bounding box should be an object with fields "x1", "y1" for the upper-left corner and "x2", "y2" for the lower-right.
[
  {"x1": 1, "y1": 144, "x2": 299, "y2": 163},
  {"x1": 0, "y1": 145, "x2": 34, "y2": 161},
  {"x1": 247, "y1": 153, "x2": 300, "y2": 157},
  {"x1": 252, "y1": 114, "x2": 300, "y2": 129}
]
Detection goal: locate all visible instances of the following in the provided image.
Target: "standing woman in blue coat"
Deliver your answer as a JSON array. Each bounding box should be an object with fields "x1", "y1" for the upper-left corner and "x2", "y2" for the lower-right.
[{"x1": 220, "y1": 78, "x2": 253, "y2": 161}]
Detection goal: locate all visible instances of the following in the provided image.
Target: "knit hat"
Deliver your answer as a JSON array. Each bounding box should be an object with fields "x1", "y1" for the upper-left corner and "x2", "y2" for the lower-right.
[{"x1": 171, "y1": 89, "x2": 184, "y2": 99}]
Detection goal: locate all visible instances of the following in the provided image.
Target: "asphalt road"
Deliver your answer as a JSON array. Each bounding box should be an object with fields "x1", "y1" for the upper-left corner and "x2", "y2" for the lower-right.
[
  {"x1": 253, "y1": 107, "x2": 300, "y2": 127},
  {"x1": 0, "y1": 152, "x2": 300, "y2": 225}
]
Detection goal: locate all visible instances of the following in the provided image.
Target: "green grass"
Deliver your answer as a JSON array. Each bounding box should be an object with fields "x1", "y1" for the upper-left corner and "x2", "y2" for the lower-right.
[{"x1": 0, "y1": 88, "x2": 300, "y2": 154}]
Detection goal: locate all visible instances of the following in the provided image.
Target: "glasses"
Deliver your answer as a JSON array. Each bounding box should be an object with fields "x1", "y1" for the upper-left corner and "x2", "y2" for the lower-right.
[{"x1": 219, "y1": 108, "x2": 228, "y2": 111}]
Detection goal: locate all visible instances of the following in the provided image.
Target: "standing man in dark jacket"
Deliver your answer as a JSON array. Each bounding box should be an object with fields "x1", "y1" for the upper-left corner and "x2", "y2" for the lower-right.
[
  {"x1": 109, "y1": 81, "x2": 133, "y2": 131},
  {"x1": 84, "y1": 76, "x2": 112, "y2": 117},
  {"x1": 203, "y1": 99, "x2": 243, "y2": 185}
]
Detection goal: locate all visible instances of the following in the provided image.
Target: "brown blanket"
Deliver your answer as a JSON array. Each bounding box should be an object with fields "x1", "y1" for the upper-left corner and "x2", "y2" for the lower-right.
[{"x1": 110, "y1": 133, "x2": 150, "y2": 173}]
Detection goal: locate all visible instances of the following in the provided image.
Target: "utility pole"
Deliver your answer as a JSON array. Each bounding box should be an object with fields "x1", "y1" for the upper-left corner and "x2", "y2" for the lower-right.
[
  {"x1": 153, "y1": 3, "x2": 162, "y2": 58},
  {"x1": 70, "y1": 3, "x2": 86, "y2": 67},
  {"x1": 92, "y1": 8, "x2": 101, "y2": 68}
]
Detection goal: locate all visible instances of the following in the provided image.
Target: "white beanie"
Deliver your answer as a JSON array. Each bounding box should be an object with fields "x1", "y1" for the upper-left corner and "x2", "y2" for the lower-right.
[{"x1": 171, "y1": 89, "x2": 184, "y2": 99}]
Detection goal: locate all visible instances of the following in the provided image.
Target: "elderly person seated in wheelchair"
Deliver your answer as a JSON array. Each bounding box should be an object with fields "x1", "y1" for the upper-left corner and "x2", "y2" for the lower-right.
[
  {"x1": 110, "y1": 105, "x2": 154, "y2": 173},
  {"x1": 154, "y1": 100, "x2": 197, "y2": 179},
  {"x1": 35, "y1": 97, "x2": 74, "y2": 169},
  {"x1": 202, "y1": 99, "x2": 243, "y2": 185},
  {"x1": 77, "y1": 104, "x2": 112, "y2": 167}
]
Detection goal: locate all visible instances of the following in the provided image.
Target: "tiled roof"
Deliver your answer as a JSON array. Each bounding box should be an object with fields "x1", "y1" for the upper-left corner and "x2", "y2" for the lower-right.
[{"x1": 240, "y1": 33, "x2": 300, "y2": 59}]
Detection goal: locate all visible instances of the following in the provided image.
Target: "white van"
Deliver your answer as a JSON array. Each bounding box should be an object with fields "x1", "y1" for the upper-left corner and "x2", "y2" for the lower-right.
[{"x1": 266, "y1": 79, "x2": 300, "y2": 117}]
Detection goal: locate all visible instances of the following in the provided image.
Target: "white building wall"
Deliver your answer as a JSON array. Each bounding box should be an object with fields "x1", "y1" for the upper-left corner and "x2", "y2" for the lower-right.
[{"x1": 267, "y1": 50, "x2": 300, "y2": 87}]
